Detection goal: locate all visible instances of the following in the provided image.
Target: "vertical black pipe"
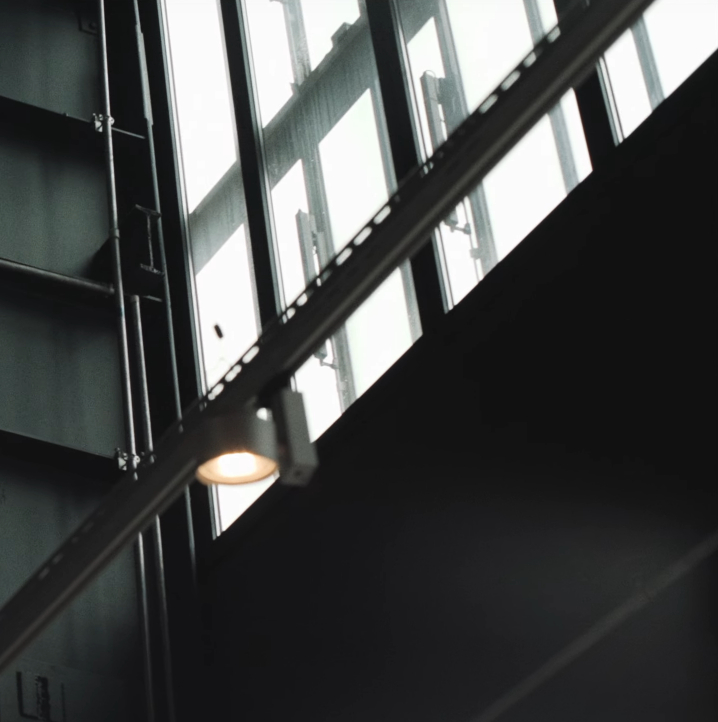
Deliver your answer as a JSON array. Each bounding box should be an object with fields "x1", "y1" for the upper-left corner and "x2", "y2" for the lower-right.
[
  {"x1": 135, "y1": 533, "x2": 156, "y2": 722},
  {"x1": 365, "y1": 0, "x2": 447, "y2": 331},
  {"x1": 130, "y1": 296, "x2": 153, "y2": 452},
  {"x1": 98, "y1": 0, "x2": 137, "y2": 462},
  {"x1": 219, "y1": 0, "x2": 282, "y2": 329},
  {"x1": 133, "y1": 4, "x2": 215, "y2": 721},
  {"x1": 130, "y1": 295, "x2": 177, "y2": 722},
  {"x1": 133, "y1": 0, "x2": 183, "y2": 423}
]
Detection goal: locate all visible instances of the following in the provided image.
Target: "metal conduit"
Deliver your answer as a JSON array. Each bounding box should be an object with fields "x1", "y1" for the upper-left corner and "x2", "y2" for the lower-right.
[
  {"x1": 0, "y1": 256, "x2": 114, "y2": 297},
  {"x1": 98, "y1": 0, "x2": 137, "y2": 465},
  {"x1": 129, "y1": 295, "x2": 177, "y2": 722},
  {"x1": 0, "y1": 0, "x2": 663, "y2": 674}
]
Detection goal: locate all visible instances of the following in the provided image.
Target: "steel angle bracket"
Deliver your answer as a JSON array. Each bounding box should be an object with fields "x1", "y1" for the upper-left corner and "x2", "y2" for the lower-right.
[{"x1": 0, "y1": 0, "x2": 658, "y2": 672}]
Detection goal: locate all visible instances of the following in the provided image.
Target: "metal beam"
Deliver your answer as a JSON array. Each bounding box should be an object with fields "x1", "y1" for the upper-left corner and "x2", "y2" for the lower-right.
[
  {"x1": 0, "y1": 255, "x2": 114, "y2": 299},
  {"x1": 0, "y1": 0, "x2": 658, "y2": 673}
]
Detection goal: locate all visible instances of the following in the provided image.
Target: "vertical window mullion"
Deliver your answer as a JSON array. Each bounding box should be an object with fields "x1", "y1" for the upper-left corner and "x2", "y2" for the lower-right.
[
  {"x1": 433, "y1": 0, "x2": 499, "y2": 276},
  {"x1": 553, "y1": 0, "x2": 620, "y2": 166},
  {"x1": 219, "y1": 0, "x2": 282, "y2": 329},
  {"x1": 364, "y1": 0, "x2": 447, "y2": 330},
  {"x1": 300, "y1": 141, "x2": 359, "y2": 410},
  {"x1": 524, "y1": 0, "x2": 580, "y2": 192},
  {"x1": 279, "y1": 1, "x2": 358, "y2": 410},
  {"x1": 631, "y1": 15, "x2": 665, "y2": 110}
]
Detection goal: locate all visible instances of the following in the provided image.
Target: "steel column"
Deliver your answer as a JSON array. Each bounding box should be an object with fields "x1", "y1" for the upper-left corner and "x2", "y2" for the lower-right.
[
  {"x1": 219, "y1": 0, "x2": 282, "y2": 329},
  {"x1": 365, "y1": 0, "x2": 447, "y2": 330}
]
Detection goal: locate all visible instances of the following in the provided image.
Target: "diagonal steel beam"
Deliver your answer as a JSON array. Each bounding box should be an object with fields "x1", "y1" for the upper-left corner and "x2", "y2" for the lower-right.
[{"x1": 0, "y1": 0, "x2": 658, "y2": 673}]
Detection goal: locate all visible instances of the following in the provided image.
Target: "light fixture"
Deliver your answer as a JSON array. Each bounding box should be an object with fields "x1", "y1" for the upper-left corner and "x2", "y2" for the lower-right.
[
  {"x1": 194, "y1": 390, "x2": 318, "y2": 486},
  {"x1": 194, "y1": 406, "x2": 279, "y2": 486},
  {"x1": 196, "y1": 451, "x2": 277, "y2": 485}
]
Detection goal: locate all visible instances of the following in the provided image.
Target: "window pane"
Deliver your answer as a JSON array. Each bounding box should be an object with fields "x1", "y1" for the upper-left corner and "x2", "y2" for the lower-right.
[
  {"x1": 215, "y1": 475, "x2": 277, "y2": 534},
  {"x1": 164, "y1": 0, "x2": 237, "y2": 212},
  {"x1": 398, "y1": 0, "x2": 591, "y2": 308},
  {"x1": 483, "y1": 116, "x2": 566, "y2": 260},
  {"x1": 319, "y1": 91, "x2": 389, "y2": 250},
  {"x1": 300, "y1": 0, "x2": 360, "y2": 70},
  {"x1": 604, "y1": 29, "x2": 653, "y2": 138},
  {"x1": 600, "y1": 0, "x2": 718, "y2": 145},
  {"x1": 644, "y1": 0, "x2": 718, "y2": 97},
  {"x1": 195, "y1": 226, "x2": 259, "y2": 387},
  {"x1": 244, "y1": 0, "x2": 295, "y2": 125},
  {"x1": 445, "y1": 0, "x2": 535, "y2": 113}
]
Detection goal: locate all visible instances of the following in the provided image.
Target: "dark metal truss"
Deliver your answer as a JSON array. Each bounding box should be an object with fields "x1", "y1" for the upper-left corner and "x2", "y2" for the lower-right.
[{"x1": 0, "y1": 0, "x2": 662, "y2": 674}]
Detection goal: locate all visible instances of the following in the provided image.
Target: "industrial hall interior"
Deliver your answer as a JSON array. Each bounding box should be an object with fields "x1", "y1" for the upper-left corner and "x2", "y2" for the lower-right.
[{"x1": 0, "y1": 0, "x2": 716, "y2": 720}]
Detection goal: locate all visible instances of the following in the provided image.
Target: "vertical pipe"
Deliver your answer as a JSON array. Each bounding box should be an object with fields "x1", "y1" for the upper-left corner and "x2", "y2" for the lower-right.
[
  {"x1": 365, "y1": 0, "x2": 448, "y2": 329},
  {"x1": 130, "y1": 296, "x2": 177, "y2": 722},
  {"x1": 129, "y1": 296, "x2": 153, "y2": 453},
  {"x1": 135, "y1": 534, "x2": 156, "y2": 722},
  {"x1": 134, "y1": 0, "x2": 182, "y2": 422},
  {"x1": 98, "y1": 0, "x2": 137, "y2": 462}
]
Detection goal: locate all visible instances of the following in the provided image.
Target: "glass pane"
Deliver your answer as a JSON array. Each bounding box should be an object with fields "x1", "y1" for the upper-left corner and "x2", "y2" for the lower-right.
[
  {"x1": 319, "y1": 91, "x2": 389, "y2": 251},
  {"x1": 445, "y1": 0, "x2": 535, "y2": 113},
  {"x1": 300, "y1": 0, "x2": 361, "y2": 70},
  {"x1": 164, "y1": 0, "x2": 238, "y2": 212},
  {"x1": 272, "y1": 160, "x2": 311, "y2": 305},
  {"x1": 397, "y1": 0, "x2": 591, "y2": 308},
  {"x1": 483, "y1": 116, "x2": 566, "y2": 260},
  {"x1": 295, "y1": 355, "x2": 342, "y2": 440},
  {"x1": 195, "y1": 226, "x2": 259, "y2": 387},
  {"x1": 644, "y1": 0, "x2": 718, "y2": 97},
  {"x1": 561, "y1": 90, "x2": 593, "y2": 183},
  {"x1": 244, "y1": 0, "x2": 295, "y2": 125},
  {"x1": 215, "y1": 474, "x2": 278, "y2": 534},
  {"x1": 604, "y1": 29, "x2": 653, "y2": 138}
]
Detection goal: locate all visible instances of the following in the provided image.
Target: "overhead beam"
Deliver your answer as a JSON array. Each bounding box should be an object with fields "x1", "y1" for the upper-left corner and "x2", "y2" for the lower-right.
[{"x1": 0, "y1": 0, "x2": 658, "y2": 673}]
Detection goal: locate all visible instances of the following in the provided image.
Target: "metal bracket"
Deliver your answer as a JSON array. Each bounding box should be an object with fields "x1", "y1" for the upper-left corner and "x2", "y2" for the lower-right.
[
  {"x1": 92, "y1": 113, "x2": 114, "y2": 133},
  {"x1": 77, "y1": 11, "x2": 98, "y2": 36},
  {"x1": 114, "y1": 449, "x2": 140, "y2": 473}
]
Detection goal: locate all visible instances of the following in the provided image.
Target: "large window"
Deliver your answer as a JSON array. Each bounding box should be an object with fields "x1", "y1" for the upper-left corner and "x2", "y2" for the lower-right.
[
  {"x1": 603, "y1": 0, "x2": 718, "y2": 141},
  {"x1": 398, "y1": 0, "x2": 591, "y2": 307},
  {"x1": 164, "y1": 0, "x2": 718, "y2": 534}
]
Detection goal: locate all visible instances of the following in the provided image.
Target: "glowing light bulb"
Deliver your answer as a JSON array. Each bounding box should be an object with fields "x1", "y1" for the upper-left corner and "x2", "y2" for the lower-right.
[
  {"x1": 196, "y1": 451, "x2": 277, "y2": 485},
  {"x1": 216, "y1": 452, "x2": 258, "y2": 478}
]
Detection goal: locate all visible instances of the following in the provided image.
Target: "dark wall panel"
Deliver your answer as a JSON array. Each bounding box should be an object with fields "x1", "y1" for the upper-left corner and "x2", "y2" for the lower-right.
[
  {"x1": 0, "y1": 128, "x2": 108, "y2": 278},
  {"x1": 0, "y1": 0, "x2": 100, "y2": 119},
  {"x1": 0, "y1": 456, "x2": 142, "y2": 720},
  {"x1": 0, "y1": 288, "x2": 124, "y2": 455},
  {"x1": 200, "y1": 53, "x2": 718, "y2": 721}
]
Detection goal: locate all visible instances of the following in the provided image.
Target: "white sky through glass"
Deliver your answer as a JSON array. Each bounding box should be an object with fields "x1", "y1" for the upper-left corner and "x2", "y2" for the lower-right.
[
  {"x1": 164, "y1": 0, "x2": 237, "y2": 212},
  {"x1": 644, "y1": 0, "x2": 718, "y2": 96}
]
